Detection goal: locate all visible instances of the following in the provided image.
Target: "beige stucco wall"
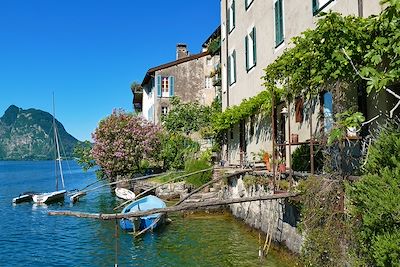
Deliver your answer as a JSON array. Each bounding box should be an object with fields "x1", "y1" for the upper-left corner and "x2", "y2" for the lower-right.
[{"x1": 220, "y1": 0, "x2": 382, "y2": 164}]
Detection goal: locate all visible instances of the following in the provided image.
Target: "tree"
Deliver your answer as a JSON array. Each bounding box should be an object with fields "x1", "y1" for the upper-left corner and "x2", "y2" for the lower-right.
[
  {"x1": 162, "y1": 97, "x2": 212, "y2": 136},
  {"x1": 348, "y1": 123, "x2": 400, "y2": 267},
  {"x1": 91, "y1": 109, "x2": 161, "y2": 181}
]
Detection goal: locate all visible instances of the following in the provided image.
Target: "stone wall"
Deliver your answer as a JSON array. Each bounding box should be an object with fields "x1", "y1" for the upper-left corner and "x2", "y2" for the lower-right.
[{"x1": 222, "y1": 174, "x2": 303, "y2": 254}]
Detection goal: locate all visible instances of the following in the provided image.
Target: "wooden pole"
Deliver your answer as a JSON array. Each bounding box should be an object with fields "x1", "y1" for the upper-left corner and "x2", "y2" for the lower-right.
[
  {"x1": 287, "y1": 100, "x2": 293, "y2": 184},
  {"x1": 48, "y1": 193, "x2": 298, "y2": 220},
  {"x1": 309, "y1": 99, "x2": 315, "y2": 174},
  {"x1": 271, "y1": 94, "x2": 277, "y2": 189}
]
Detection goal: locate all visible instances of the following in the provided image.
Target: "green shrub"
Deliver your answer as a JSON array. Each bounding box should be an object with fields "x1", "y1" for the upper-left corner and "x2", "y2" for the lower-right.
[
  {"x1": 348, "y1": 123, "x2": 400, "y2": 267},
  {"x1": 184, "y1": 158, "x2": 212, "y2": 188},
  {"x1": 292, "y1": 144, "x2": 323, "y2": 172}
]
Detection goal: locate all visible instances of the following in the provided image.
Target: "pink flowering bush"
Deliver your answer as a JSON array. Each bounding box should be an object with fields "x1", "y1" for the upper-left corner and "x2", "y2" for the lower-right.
[{"x1": 91, "y1": 109, "x2": 161, "y2": 181}]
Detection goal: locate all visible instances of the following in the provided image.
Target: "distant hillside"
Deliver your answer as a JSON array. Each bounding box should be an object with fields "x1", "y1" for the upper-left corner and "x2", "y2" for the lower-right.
[{"x1": 0, "y1": 105, "x2": 80, "y2": 160}]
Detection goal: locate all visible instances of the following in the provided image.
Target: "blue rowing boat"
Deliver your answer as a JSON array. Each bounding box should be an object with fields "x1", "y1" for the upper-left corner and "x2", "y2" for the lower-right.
[{"x1": 119, "y1": 195, "x2": 166, "y2": 232}]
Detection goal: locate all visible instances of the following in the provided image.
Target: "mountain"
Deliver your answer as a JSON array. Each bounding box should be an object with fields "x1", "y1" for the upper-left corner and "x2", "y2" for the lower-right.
[{"x1": 0, "y1": 105, "x2": 80, "y2": 160}]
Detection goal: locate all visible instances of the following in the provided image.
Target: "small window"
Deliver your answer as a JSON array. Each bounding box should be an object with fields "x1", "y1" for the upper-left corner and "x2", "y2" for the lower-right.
[
  {"x1": 230, "y1": 129, "x2": 234, "y2": 139},
  {"x1": 274, "y1": 0, "x2": 284, "y2": 47},
  {"x1": 228, "y1": 0, "x2": 235, "y2": 33},
  {"x1": 161, "y1": 106, "x2": 168, "y2": 116},
  {"x1": 161, "y1": 76, "x2": 170, "y2": 98},
  {"x1": 245, "y1": 0, "x2": 254, "y2": 10},
  {"x1": 245, "y1": 27, "x2": 257, "y2": 71},
  {"x1": 228, "y1": 50, "x2": 237, "y2": 85},
  {"x1": 323, "y1": 92, "x2": 333, "y2": 132}
]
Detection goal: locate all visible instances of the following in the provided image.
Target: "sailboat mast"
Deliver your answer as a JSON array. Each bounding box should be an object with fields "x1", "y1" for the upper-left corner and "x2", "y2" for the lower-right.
[{"x1": 53, "y1": 93, "x2": 65, "y2": 190}]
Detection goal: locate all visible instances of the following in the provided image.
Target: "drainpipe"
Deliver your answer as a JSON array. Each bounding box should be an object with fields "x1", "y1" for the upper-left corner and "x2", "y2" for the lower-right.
[
  {"x1": 358, "y1": 0, "x2": 363, "y2": 17},
  {"x1": 225, "y1": 0, "x2": 230, "y2": 108},
  {"x1": 225, "y1": 0, "x2": 230, "y2": 164}
]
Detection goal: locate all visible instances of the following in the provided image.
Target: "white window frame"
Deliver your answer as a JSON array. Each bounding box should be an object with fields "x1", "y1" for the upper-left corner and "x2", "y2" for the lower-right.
[{"x1": 161, "y1": 76, "x2": 169, "y2": 97}]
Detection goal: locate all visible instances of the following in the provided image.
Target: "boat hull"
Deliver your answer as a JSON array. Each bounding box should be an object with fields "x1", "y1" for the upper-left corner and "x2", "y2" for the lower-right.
[
  {"x1": 115, "y1": 187, "x2": 136, "y2": 200},
  {"x1": 12, "y1": 194, "x2": 33, "y2": 204},
  {"x1": 119, "y1": 195, "x2": 166, "y2": 232},
  {"x1": 32, "y1": 190, "x2": 66, "y2": 204}
]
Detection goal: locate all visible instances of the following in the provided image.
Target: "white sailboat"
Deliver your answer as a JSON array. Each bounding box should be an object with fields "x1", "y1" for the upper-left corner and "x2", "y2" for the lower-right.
[{"x1": 32, "y1": 94, "x2": 66, "y2": 204}]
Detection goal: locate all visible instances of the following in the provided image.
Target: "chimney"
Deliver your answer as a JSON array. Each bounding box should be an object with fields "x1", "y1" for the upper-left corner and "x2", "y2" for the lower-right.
[{"x1": 176, "y1": 43, "x2": 189, "y2": 60}]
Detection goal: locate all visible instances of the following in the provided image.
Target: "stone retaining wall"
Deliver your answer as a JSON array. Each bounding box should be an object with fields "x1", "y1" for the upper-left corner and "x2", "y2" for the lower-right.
[{"x1": 222, "y1": 174, "x2": 303, "y2": 254}]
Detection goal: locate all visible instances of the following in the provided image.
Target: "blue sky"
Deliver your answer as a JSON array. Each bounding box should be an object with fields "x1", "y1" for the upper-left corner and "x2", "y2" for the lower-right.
[{"x1": 0, "y1": 0, "x2": 220, "y2": 141}]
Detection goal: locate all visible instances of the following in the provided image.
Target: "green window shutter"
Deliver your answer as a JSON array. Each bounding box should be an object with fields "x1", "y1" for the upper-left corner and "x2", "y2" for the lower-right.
[
  {"x1": 233, "y1": 50, "x2": 237, "y2": 83},
  {"x1": 227, "y1": 6, "x2": 230, "y2": 32},
  {"x1": 169, "y1": 76, "x2": 175, "y2": 96},
  {"x1": 312, "y1": 0, "x2": 319, "y2": 14},
  {"x1": 228, "y1": 55, "x2": 231, "y2": 85},
  {"x1": 232, "y1": 0, "x2": 235, "y2": 30},
  {"x1": 275, "y1": 0, "x2": 284, "y2": 46},
  {"x1": 245, "y1": 35, "x2": 249, "y2": 71},
  {"x1": 245, "y1": 0, "x2": 248, "y2": 9},
  {"x1": 252, "y1": 27, "x2": 257, "y2": 66},
  {"x1": 157, "y1": 75, "x2": 162, "y2": 97}
]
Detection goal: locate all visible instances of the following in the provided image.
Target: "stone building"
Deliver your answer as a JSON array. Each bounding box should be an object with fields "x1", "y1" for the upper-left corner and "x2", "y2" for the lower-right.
[
  {"x1": 140, "y1": 43, "x2": 219, "y2": 125},
  {"x1": 220, "y1": 0, "x2": 384, "y2": 165}
]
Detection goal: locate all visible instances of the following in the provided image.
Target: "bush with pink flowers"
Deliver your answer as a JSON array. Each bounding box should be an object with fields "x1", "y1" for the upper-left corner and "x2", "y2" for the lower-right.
[{"x1": 91, "y1": 109, "x2": 161, "y2": 181}]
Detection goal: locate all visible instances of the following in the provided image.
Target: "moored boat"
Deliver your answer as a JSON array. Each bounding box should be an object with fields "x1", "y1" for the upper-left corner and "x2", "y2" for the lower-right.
[
  {"x1": 12, "y1": 192, "x2": 34, "y2": 204},
  {"x1": 32, "y1": 190, "x2": 66, "y2": 204},
  {"x1": 119, "y1": 195, "x2": 166, "y2": 232},
  {"x1": 115, "y1": 187, "x2": 136, "y2": 200}
]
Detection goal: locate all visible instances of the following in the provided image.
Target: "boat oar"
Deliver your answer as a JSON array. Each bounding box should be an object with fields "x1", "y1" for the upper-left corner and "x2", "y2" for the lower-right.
[{"x1": 113, "y1": 168, "x2": 214, "y2": 211}]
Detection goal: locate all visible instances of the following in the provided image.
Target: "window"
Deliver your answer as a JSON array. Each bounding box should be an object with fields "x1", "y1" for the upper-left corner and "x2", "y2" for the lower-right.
[
  {"x1": 245, "y1": 27, "x2": 257, "y2": 71},
  {"x1": 250, "y1": 115, "x2": 255, "y2": 137},
  {"x1": 161, "y1": 106, "x2": 168, "y2": 116},
  {"x1": 230, "y1": 129, "x2": 234, "y2": 139},
  {"x1": 228, "y1": 0, "x2": 235, "y2": 33},
  {"x1": 274, "y1": 0, "x2": 284, "y2": 47},
  {"x1": 245, "y1": 0, "x2": 254, "y2": 10},
  {"x1": 323, "y1": 92, "x2": 333, "y2": 132},
  {"x1": 161, "y1": 77, "x2": 169, "y2": 96},
  {"x1": 227, "y1": 50, "x2": 236, "y2": 85},
  {"x1": 156, "y1": 75, "x2": 175, "y2": 98},
  {"x1": 313, "y1": 0, "x2": 334, "y2": 15}
]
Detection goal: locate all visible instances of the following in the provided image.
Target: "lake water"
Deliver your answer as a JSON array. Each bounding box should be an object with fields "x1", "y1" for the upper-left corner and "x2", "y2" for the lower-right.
[{"x1": 0, "y1": 161, "x2": 294, "y2": 266}]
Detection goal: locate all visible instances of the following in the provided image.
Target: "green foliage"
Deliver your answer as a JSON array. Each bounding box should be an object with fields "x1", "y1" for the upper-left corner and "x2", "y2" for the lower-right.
[
  {"x1": 183, "y1": 150, "x2": 213, "y2": 187},
  {"x1": 162, "y1": 97, "x2": 213, "y2": 136},
  {"x1": 73, "y1": 140, "x2": 96, "y2": 171},
  {"x1": 292, "y1": 144, "x2": 323, "y2": 172},
  {"x1": 212, "y1": 90, "x2": 274, "y2": 133},
  {"x1": 327, "y1": 111, "x2": 365, "y2": 145},
  {"x1": 184, "y1": 157, "x2": 212, "y2": 188},
  {"x1": 159, "y1": 132, "x2": 199, "y2": 170},
  {"x1": 299, "y1": 176, "x2": 348, "y2": 266},
  {"x1": 207, "y1": 36, "x2": 221, "y2": 56},
  {"x1": 242, "y1": 174, "x2": 270, "y2": 189},
  {"x1": 348, "y1": 123, "x2": 400, "y2": 266}
]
